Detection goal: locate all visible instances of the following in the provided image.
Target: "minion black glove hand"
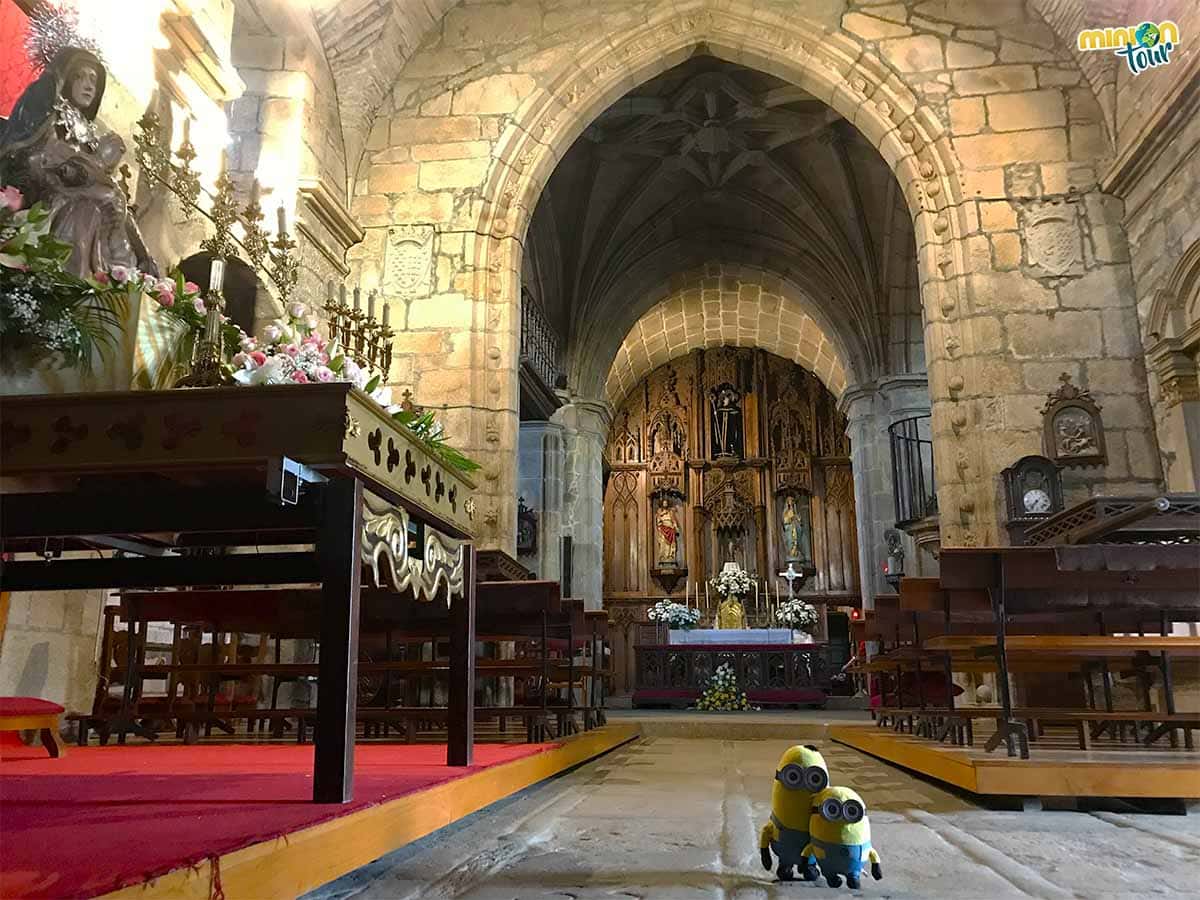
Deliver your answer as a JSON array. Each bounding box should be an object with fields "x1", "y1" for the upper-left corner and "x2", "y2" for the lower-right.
[
  {"x1": 761, "y1": 847, "x2": 773, "y2": 870},
  {"x1": 871, "y1": 861, "x2": 883, "y2": 880}
]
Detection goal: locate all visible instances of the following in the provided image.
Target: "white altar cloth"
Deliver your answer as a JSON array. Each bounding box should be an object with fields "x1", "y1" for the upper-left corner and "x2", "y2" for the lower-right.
[{"x1": 668, "y1": 628, "x2": 814, "y2": 644}]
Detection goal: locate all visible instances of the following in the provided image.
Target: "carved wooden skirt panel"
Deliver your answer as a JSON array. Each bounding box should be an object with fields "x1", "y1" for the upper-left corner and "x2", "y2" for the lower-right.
[{"x1": 632, "y1": 642, "x2": 830, "y2": 707}]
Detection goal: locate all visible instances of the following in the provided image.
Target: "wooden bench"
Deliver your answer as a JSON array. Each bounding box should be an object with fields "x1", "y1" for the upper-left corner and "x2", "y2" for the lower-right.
[{"x1": 0, "y1": 697, "x2": 66, "y2": 758}]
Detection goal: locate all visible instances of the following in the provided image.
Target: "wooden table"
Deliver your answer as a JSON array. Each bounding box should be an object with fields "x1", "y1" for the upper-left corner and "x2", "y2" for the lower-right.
[{"x1": 0, "y1": 384, "x2": 477, "y2": 803}]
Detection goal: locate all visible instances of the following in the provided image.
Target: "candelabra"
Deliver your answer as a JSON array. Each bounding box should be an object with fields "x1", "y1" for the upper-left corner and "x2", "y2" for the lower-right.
[
  {"x1": 323, "y1": 284, "x2": 395, "y2": 377},
  {"x1": 134, "y1": 112, "x2": 303, "y2": 306}
]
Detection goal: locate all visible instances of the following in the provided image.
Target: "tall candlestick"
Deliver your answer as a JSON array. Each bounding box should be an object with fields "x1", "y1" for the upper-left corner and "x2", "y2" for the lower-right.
[
  {"x1": 382, "y1": 301, "x2": 390, "y2": 328},
  {"x1": 277, "y1": 204, "x2": 287, "y2": 236},
  {"x1": 352, "y1": 287, "x2": 361, "y2": 311},
  {"x1": 367, "y1": 289, "x2": 376, "y2": 320},
  {"x1": 209, "y1": 257, "x2": 225, "y2": 294}
]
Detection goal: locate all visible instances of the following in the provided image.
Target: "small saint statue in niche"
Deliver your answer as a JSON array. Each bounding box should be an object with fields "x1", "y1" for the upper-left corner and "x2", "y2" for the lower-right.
[
  {"x1": 781, "y1": 495, "x2": 811, "y2": 563},
  {"x1": 709, "y1": 383, "x2": 743, "y2": 459},
  {"x1": 654, "y1": 497, "x2": 681, "y2": 567},
  {"x1": 0, "y1": 47, "x2": 158, "y2": 278}
]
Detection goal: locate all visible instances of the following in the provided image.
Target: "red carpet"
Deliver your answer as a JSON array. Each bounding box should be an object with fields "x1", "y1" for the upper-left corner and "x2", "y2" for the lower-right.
[{"x1": 0, "y1": 738, "x2": 554, "y2": 899}]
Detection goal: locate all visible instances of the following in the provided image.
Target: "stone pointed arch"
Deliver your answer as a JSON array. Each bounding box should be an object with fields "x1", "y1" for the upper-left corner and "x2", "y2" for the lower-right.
[
  {"x1": 467, "y1": 6, "x2": 985, "y2": 547},
  {"x1": 600, "y1": 264, "x2": 856, "y2": 409},
  {"x1": 370, "y1": 0, "x2": 1156, "y2": 552}
]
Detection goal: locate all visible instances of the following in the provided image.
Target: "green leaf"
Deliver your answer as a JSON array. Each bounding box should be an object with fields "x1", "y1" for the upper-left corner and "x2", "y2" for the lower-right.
[{"x1": 364, "y1": 374, "x2": 381, "y2": 394}]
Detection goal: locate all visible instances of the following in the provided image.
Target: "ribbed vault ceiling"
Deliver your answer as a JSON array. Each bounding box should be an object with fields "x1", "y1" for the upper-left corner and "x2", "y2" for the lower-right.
[{"x1": 522, "y1": 54, "x2": 918, "y2": 396}]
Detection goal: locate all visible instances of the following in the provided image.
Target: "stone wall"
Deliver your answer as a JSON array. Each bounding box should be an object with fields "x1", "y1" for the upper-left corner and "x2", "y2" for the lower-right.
[{"x1": 360, "y1": 0, "x2": 1162, "y2": 549}]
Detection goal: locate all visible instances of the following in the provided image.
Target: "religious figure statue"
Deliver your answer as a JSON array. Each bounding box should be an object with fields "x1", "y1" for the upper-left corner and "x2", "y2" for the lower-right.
[
  {"x1": 709, "y1": 383, "x2": 743, "y2": 458},
  {"x1": 716, "y1": 595, "x2": 747, "y2": 629},
  {"x1": 654, "y1": 497, "x2": 680, "y2": 566},
  {"x1": 0, "y1": 48, "x2": 158, "y2": 278},
  {"x1": 781, "y1": 495, "x2": 810, "y2": 563}
]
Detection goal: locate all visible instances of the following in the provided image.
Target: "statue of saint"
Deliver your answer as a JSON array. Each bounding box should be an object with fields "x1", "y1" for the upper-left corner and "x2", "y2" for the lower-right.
[
  {"x1": 654, "y1": 498, "x2": 680, "y2": 566},
  {"x1": 0, "y1": 48, "x2": 158, "y2": 278},
  {"x1": 716, "y1": 595, "x2": 747, "y2": 630},
  {"x1": 709, "y1": 384, "x2": 743, "y2": 458},
  {"x1": 781, "y1": 495, "x2": 809, "y2": 562}
]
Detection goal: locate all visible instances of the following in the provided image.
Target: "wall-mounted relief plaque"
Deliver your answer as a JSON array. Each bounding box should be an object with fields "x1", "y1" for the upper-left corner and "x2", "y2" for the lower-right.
[{"x1": 1041, "y1": 373, "x2": 1106, "y2": 467}]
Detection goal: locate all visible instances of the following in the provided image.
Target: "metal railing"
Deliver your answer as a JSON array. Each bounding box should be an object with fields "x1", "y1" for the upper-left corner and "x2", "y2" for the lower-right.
[
  {"x1": 520, "y1": 296, "x2": 562, "y2": 392},
  {"x1": 889, "y1": 414, "x2": 937, "y2": 528}
]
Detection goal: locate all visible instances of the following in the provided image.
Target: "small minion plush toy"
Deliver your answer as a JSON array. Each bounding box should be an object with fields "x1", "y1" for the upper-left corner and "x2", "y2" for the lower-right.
[
  {"x1": 803, "y1": 786, "x2": 883, "y2": 889},
  {"x1": 758, "y1": 744, "x2": 829, "y2": 881}
]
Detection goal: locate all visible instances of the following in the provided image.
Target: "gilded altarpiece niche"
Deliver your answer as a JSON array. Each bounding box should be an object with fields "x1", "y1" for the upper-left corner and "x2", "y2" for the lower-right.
[{"x1": 603, "y1": 349, "x2": 860, "y2": 606}]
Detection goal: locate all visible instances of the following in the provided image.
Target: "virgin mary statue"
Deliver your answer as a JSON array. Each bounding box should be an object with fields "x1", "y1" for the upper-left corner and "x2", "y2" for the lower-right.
[{"x1": 0, "y1": 47, "x2": 157, "y2": 278}]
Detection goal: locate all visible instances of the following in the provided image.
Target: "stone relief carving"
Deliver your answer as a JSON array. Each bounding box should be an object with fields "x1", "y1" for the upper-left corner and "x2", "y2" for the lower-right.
[
  {"x1": 384, "y1": 224, "x2": 434, "y2": 300},
  {"x1": 1020, "y1": 199, "x2": 1085, "y2": 279}
]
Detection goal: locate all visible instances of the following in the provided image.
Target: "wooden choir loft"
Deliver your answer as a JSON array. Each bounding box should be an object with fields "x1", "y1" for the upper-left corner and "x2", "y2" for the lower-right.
[{"x1": 602, "y1": 347, "x2": 860, "y2": 698}]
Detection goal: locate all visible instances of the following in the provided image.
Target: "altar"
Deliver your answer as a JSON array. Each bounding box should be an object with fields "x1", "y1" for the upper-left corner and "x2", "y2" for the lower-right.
[{"x1": 668, "y1": 628, "x2": 809, "y2": 644}]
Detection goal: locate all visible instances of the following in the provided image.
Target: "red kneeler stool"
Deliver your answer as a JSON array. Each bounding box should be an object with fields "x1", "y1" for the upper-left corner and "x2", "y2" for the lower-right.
[{"x1": 0, "y1": 697, "x2": 66, "y2": 758}]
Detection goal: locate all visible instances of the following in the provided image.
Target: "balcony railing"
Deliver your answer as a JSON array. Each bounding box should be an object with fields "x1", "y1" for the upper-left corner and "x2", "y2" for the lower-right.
[
  {"x1": 889, "y1": 414, "x2": 937, "y2": 528},
  {"x1": 520, "y1": 297, "x2": 562, "y2": 392}
]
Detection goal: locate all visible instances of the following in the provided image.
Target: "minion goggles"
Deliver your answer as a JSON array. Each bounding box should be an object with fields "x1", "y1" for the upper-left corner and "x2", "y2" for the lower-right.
[
  {"x1": 775, "y1": 764, "x2": 829, "y2": 792},
  {"x1": 818, "y1": 796, "x2": 865, "y2": 823}
]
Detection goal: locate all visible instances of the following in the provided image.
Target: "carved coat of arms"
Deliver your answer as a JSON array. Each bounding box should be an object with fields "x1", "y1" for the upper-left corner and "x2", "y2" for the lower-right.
[
  {"x1": 1020, "y1": 199, "x2": 1084, "y2": 279},
  {"x1": 384, "y1": 224, "x2": 434, "y2": 298}
]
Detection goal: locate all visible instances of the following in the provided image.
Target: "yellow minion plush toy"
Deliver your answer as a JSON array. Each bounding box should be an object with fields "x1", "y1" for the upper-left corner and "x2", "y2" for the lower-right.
[
  {"x1": 758, "y1": 744, "x2": 829, "y2": 881},
  {"x1": 802, "y1": 786, "x2": 883, "y2": 889}
]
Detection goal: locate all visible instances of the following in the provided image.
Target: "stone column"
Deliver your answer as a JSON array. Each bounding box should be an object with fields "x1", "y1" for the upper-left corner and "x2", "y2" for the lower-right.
[
  {"x1": 551, "y1": 400, "x2": 611, "y2": 611},
  {"x1": 517, "y1": 421, "x2": 566, "y2": 580},
  {"x1": 841, "y1": 376, "x2": 930, "y2": 609}
]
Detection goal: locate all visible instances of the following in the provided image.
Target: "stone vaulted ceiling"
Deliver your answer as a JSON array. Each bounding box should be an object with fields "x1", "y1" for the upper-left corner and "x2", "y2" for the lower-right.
[
  {"x1": 522, "y1": 54, "x2": 921, "y2": 394},
  {"x1": 312, "y1": 0, "x2": 460, "y2": 168}
]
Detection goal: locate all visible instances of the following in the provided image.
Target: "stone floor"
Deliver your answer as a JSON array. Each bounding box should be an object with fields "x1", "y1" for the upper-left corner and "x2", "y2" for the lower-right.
[{"x1": 308, "y1": 735, "x2": 1200, "y2": 899}]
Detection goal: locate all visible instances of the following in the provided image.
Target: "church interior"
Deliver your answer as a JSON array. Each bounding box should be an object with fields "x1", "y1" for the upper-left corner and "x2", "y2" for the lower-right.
[{"x1": 0, "y1": 1, "x2": 1198, "y2": 897}]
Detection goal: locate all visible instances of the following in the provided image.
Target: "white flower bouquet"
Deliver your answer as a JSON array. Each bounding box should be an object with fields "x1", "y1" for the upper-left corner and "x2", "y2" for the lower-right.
[
  {"x1": 710, "y1": 567, "x2": 753, "y2": 598},
  {"x1": 777, "y1": 598, "x2": 819, "y2": 630},
  {"x1": 647, "y1": 600, "x2": 701, "y2": 630}
]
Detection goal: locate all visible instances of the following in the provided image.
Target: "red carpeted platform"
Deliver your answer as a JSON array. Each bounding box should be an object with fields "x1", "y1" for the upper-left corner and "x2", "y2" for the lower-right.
[{"x1": 0, "y1": 737, "x2": 554, "y2": 899}]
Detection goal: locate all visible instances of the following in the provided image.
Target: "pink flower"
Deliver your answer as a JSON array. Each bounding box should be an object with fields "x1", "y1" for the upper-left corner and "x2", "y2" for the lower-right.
[
  {"x1": 156, "y1": 292, "x2": 174, "y2": 308},
  {"x1": 239, "y1": 337, "x2": 257, "y2": 352},
  {"x1": 285, "y1": 343, "x2": 299, "y2": 357},
  {"x1": 232, "y1": 352, "x2": 248, "y2": 368},
  {"x1": 264, "y1": 325, "x2": 282, "y2": 342},
  {"x1": 110, "y1": 265, "x2": 131, "y2": 284},
  {"x1": 314, "y1": 366, "x2": 335, "y2": 383},
  {"x1": 93, "y1": 271, "x2": 110, "y2": 285},
  {"x1": 155, "y1": 277, "x2": 175, "y2": 295},
  {"x1": 304, "y1": 314, "x2": 319, "y2": 331},
  {"x1": 288, "y1": 302, "x2": 306, "y2": 318},
  {"x1": 193, "y1": 297, "x2": 207, "y2": 315},
  {"x1": 250, "y1": 351, "x2": 267, "y2": 366},
  {"x1": 290, "y1": 370, "x2": 309, "y2": 383},
  {"x1": 0, "y1": 185, "x2": 23, "y2": 211},
  {"x1": 184, "y1": 281, "x2": 200, "y2": 295}
]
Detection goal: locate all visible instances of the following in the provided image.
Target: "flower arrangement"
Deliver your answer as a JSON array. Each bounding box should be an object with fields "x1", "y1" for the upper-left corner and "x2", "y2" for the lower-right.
[
  {"x1": 777, "y1": 598, "x2": 819, "y2": 631},
  {"x1": 150, "y1": 293, "x2": 481, "y2": 475},
  {"x1": 695, "y1": 663, "x2": 751, "y2": 711},
  {"x1": 0, "y1": 186, "x2": 190, "y2": 373},
  {"x1": 710, "y1": 566, "x2": 754, "y2": 599},
  {"x1": 647, "y1": 600, "x2": 701, "y2": 630}
]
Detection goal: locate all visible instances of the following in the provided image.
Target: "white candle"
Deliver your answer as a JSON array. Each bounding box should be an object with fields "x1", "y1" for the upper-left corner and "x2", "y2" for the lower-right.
[
  {"x1": 277, "y1": 204, "x2": 287, "y2": 235},
  {"x1": 209, "y1": 257, "x2": 225, "y2": 294},
  {"x1": 382, "y1": 301, "x2": 390, "y2": 328},
  {"x1": 367, "y1": 289, "x2": 376, "y2": 319},
  {"x1": 353, "y1": 287, "x2": 361, "y2": 311},
  {"x1": 182, "y1": 116, "x2": 191, "y2": 146}
]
